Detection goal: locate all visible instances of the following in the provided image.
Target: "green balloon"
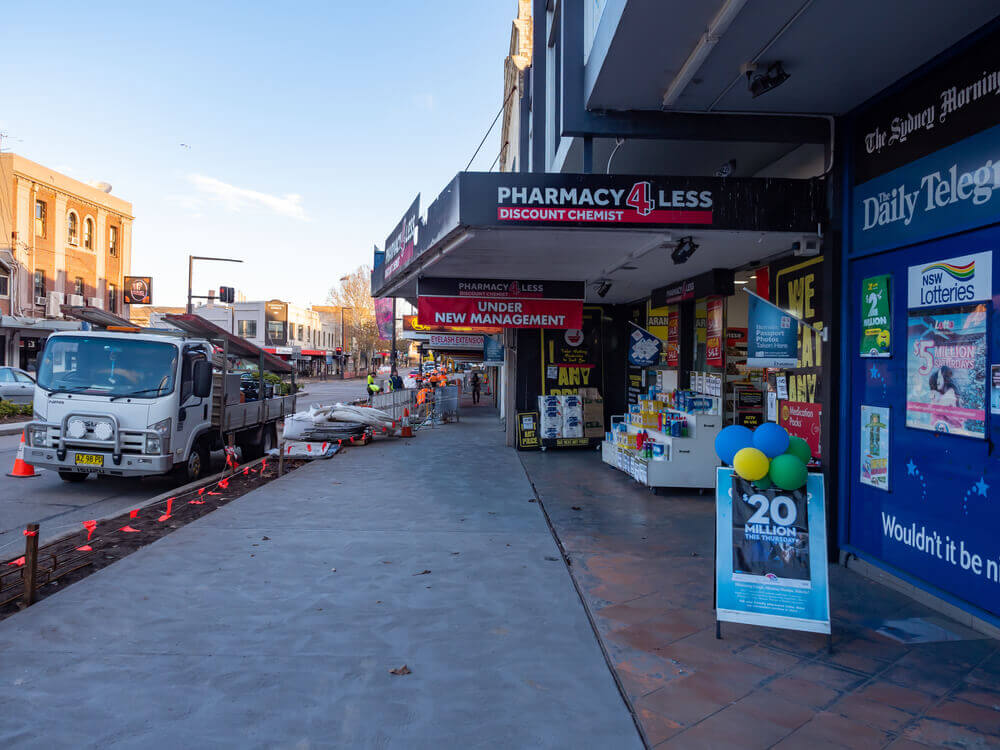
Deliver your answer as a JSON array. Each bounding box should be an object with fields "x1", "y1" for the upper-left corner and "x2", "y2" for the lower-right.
[
  {"x1": 754, "y1": 475, "x2": 773, "y2": 491},
  {"x1": 784, "y1": 435, "x2": 812, "y2": 465},
  {"x1": 769, "y1": 454, "x2": 808, "y2": 491}
]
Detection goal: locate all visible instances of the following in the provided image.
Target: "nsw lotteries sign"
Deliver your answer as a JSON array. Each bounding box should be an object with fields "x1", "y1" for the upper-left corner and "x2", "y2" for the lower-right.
[
  {"x1": 907, "y1": 250, "x2": 991, "y2": 308},
  {"x1": 715, "y1": 468, "x2": 830, "y2": 634}
]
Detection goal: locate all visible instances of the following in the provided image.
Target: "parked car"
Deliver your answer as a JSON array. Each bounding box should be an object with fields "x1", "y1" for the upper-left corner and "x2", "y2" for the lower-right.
[{"x1": 0, "y1": 367, "x2": 35, "y2": 404}]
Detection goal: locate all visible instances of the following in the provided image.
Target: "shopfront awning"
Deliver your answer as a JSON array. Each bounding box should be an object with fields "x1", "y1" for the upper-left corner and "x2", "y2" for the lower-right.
[{"x1": 373, "y1": 172, "x2": 824, "y2": 305}]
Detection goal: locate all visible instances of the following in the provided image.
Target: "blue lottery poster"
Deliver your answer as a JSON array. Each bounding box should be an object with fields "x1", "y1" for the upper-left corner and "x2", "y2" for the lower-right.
[
  {"x1": 905, "y1": 305, "x2": 987, "y2": 439},
  {"x1": 715, "y1": 467, "x2": 831, "y2": 634}
]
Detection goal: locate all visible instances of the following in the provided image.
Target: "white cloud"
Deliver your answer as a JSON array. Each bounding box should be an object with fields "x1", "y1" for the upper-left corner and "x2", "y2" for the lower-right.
[{"x1": 188, "y1": 173, "x2": 307, "y2": 220}]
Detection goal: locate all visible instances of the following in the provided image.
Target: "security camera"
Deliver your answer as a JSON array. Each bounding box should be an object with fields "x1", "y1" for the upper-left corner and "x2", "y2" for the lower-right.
[{"x1": 792, "y1": 235, "x2": 822, "y2": 257}]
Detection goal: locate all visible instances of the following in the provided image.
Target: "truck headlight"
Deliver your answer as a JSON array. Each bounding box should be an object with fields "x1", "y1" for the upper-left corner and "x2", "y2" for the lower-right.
[
  {"x1": 27, "y1": 424, "x2": 48, "y2": 447},
  {"x1": 146, "y1": 418, "x2": 171, "y2": 455}
]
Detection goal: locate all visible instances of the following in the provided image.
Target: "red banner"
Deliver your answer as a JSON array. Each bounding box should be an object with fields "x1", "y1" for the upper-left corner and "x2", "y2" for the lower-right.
[
  {"x1": 779, "y1": 400, "x2": 822, "y2": 460},
  {"x1": 706, "y1": 296, "x2": 724, "y2": 367},
  {"x1": 418, "y1": 296, "x2": 583, "y2": 329},
  {"x1": 666, "y1": 310, "x2": 680, "y2": 367}
]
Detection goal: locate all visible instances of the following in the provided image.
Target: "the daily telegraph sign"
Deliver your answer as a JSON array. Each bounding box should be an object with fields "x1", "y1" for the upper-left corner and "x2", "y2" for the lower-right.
[
  {"x1": 459, "y1": 172, "x2": 821, "y2": 232},
  {"x1": 418, "y1": 277, "x2": 584, "y2": 329},
  {"x1": 383, "y1": 195, "x2": 420, "y2": 280},
  {"x1": 852, "y1": 25, "x2": 1000, "y2": 255}
]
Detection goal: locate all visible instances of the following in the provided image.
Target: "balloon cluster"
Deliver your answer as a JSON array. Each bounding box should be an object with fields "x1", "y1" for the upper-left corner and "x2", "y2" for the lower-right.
[{"x1": 714, "y1": 423, "x2": 810, "y2": 491}]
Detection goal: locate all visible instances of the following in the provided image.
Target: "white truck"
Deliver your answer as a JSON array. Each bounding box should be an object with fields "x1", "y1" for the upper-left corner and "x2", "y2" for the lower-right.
[{"x1": 23, "y1": 314, "x2": 297, "y2": 483}]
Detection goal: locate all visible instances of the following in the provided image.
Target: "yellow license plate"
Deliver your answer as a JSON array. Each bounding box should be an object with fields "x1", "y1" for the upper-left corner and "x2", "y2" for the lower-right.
[{"x1": 75, "y1": 453, "x2": 104, "y2": 466}]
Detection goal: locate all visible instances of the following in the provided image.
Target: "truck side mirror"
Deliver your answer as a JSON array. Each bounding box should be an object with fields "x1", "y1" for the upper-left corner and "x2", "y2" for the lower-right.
[{"x1": 193, "y1": 360, "x2": 212, "y2": 398}]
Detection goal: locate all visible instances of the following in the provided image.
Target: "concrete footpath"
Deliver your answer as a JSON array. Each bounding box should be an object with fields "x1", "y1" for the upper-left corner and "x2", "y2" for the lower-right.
[{"x1": 0, "y1": 409, "x2": 642, "y2": 749}]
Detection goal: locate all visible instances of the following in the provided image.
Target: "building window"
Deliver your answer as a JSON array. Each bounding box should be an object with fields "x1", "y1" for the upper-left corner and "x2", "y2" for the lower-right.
[
  {"x1": 0, "y1": 272, "x2": 9, "y2": 297},
  {"x1": 84, "y1": 218, "x2": 94, "y2": 249},
  {"x1": 33, "y1": 270, "x2": 46, "y2": 300},
  {"x1": 108, "y1": 284, "x2": 117, "y2": 313},
  {"x1": 297, "y1": 324, "x2": 304, "y2": 341},
  {"x1": 109, "y1": 225, "x2": 118, "y2": 256},
  {"x1": 237, "y1": 319, "x2": 257, "y2": 338},
  {"x1": 67, "y1": 212, "x2": 79, "y2": 244},
  {"x1": 74, "y1": 277, "x2": 84, "y2": 296},
  {"x1": 34, "y1": 201, "x2": 47, "y2": 238}
]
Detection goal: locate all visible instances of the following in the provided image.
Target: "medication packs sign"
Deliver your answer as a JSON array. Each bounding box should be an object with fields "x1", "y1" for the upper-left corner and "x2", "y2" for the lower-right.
[{"x1": 907, "y1": 251, "x2": 991, "y2": 309}]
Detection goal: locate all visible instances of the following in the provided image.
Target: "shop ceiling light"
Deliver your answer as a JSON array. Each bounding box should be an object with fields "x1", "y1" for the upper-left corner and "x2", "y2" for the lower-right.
[
  {"x1": 596, "y1": 281, "x2": 613, "y2": 298},
  {"x1": 747, "y1": 61, "x2": 790, "y2": 98},
  {"x1": 671, "y1": 237, "x2": 698, "y2": 265}
]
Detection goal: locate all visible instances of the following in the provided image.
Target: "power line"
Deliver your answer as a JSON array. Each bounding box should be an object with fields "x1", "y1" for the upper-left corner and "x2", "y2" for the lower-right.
[{"x1": 465, "y1": 87, "x2": 517, "y2": 172}]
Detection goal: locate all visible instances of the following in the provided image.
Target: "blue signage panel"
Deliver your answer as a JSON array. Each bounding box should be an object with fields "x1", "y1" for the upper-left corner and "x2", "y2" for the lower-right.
[
  {"x1": 746, "y1": 293, "x2": 799, "y2": 368},
  {"x1": 846, "y1": 225, "x2": 1000, "y2": 621},
  {"x1": 627, "y1": 323, "x2": 662, "y2": 366},
  {"x1": 852, "y1": 123, "x2": 1000, "y2": 257},
  {"x1": 483, "y1": 335, "x2": 504, "y2": 365},
  {"x1": 715, "y1": 468, "x2": 831, "y2": 634}
]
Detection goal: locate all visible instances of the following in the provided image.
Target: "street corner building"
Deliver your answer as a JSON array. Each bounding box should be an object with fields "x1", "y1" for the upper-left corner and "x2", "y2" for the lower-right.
[
  {"x1": 0, "y1": 153, "x2": 133, "y2": 368},
  {"x1": 369, "y1": 1, "x2": 1000, "y2": 637}
]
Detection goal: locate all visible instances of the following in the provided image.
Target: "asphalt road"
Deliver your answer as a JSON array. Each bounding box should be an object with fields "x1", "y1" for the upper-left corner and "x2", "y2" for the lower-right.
[{"x1": 0, "y1": 379, "x2": 368, "y2": 558}]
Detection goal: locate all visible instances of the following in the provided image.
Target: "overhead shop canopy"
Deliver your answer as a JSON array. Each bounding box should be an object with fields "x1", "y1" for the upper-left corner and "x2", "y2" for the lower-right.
[
  {"x1": 163, "y1": 314, "x2": 293, "y2": 373},
  {"x1": 372, "y1": 172, "x2": 824, "y2": 305}
]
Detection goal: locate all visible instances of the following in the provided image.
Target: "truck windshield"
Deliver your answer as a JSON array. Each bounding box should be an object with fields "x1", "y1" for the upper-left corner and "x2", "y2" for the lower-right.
[{"x1": 36, "y1": 336, "x2": 179, "y2": 398}]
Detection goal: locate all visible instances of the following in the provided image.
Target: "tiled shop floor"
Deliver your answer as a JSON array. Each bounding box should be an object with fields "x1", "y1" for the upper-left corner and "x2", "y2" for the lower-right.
[{"x1": 520, "y1": 450, "x2": 1000, "y2": 749}]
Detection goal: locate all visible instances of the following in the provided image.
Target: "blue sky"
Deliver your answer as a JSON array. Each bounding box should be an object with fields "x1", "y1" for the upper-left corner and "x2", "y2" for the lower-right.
[{"x1": 2, "y1": 1, "x2": 516, "y2": 306}]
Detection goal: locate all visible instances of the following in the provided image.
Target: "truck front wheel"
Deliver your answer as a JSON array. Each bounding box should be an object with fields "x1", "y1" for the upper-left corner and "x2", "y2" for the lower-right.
[{"x1": 175, "y1": 439, "x2": 210, "y2": 484}]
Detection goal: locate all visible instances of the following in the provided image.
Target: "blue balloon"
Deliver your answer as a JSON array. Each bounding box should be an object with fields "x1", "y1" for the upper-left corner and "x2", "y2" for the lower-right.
[
  {"x1": 715, "y1": 425, "x2": 753, "y2": 465},
  {"x1": 752, "y1": 422, "x2": 790, "y2": 458}
]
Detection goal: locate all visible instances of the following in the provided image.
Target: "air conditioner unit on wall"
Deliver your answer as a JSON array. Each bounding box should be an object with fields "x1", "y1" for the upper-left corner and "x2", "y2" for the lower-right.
[
  {"x1": 68, "y1": 294, "x2": 84, "y2": 306},
  {"x1": 35, "y1": 296, "x2": 47, "y2": 307},
  {"x1": 46, "y1": 291, "x2": 65, "y2": 318},
  {"x1": 68, "y1": 237, "x2": 78, "y2": 246},
  {"x1": 88, "y1": 297, "x2": 103, "y2": 309}
]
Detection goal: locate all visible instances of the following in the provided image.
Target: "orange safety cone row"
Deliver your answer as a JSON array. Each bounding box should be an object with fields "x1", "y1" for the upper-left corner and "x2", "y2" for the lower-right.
[
  {"x1": 8, "y1": 432, "x2": 41, "y2": 478},
  {"x1": 400, "y1": 408, "x2": 413, "y2": 438}
]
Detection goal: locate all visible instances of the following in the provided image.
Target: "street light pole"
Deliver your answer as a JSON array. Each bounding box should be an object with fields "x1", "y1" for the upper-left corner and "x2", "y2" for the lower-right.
[{"x1": 187, "y1": 255, "x2": 244, "y2": 314}]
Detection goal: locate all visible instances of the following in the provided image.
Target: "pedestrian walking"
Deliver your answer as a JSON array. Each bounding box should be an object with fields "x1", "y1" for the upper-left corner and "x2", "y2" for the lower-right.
[{"x1": 471, "y1": 370, "x2": 481, "y2": 404}]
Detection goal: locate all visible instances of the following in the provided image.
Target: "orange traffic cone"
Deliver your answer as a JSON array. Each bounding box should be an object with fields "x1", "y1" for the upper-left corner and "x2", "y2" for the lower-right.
[
  {"x1": 400, "y1": 408, "x2": 413, "y2": 438},
  {"x1": 8, "y1": 432, "x2": 41, "y2": 478}
]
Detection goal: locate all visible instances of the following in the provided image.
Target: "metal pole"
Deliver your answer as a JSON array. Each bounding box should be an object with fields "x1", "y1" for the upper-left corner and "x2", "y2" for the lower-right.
[
  {"x1": 187, "y1": 255, "x2": 193, "y2": 314},
  {"x1": 340, "y1": 307, "x2": 346, "y2": 379},
  {"x1": 390, "y1": 297, "x2": 397, "y2": 372}
]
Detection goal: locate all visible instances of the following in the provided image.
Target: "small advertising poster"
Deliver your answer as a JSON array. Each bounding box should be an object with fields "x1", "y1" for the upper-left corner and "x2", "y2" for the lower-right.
[
  {"x1": 628, "y1": 323, "x2": 662, "y2": 367},
  {"x1": 860, "y1": 405, "x2": 890, "y2": 491},
  {"x1": 747, "y1": 293, "x2": 799, "y2": 368},
  {"x1": 666, "y1": 310, "x2": 680, "y2": 367},
  {"x1": 992, "y1": 365, "x2": 1000, "y2": 415},
  {"x1": 516, "y1": 412, "x2": 540, "y2": 450},
  {"x1": 860, "y1": 275, "x2": 891, "y2": 357},
  {"x1": 706, "y1": 296, "x2": 724, "y2": 367},
  {"x1": 715, "y1": 468, "x2": 830, "y2": 634},
  {"x1": 779, "y1": 401, "x2": 822, "y2": 460},
  {"x1": 905, "y1": 305, "x2": 987, "y2": 439}
]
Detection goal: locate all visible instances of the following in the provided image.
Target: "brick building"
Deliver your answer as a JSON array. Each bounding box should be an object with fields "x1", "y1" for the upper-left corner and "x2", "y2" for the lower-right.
[{"x1": 0, "y1": 153, "x2": 132, "y2": 367}]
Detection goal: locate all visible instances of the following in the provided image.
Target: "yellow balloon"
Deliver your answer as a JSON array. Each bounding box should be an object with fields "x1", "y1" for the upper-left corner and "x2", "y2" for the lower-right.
[{"x1": 733, "y1": 447, "x2": 770, "y2": 482}]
